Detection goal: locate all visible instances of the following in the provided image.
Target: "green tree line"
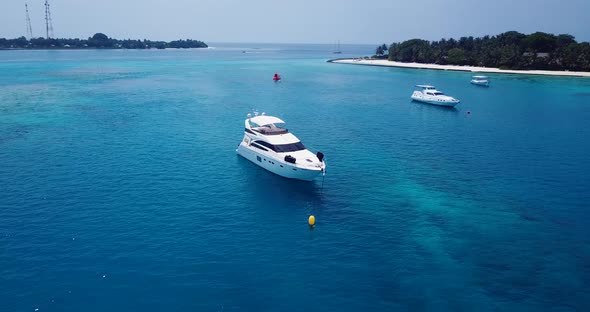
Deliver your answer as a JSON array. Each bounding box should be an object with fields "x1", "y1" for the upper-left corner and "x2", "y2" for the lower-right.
[
  {"x1": 0, "y1": 33, "x2": 208, "y2": 50},
  {"x1": 375, "y1": 31, "x2": 590, "y2": 71}
]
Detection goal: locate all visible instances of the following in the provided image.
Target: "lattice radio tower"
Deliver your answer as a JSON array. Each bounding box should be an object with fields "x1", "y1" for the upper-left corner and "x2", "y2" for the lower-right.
[
  {"x1": 44, "y1": 0, "x2": 54, "y2": 39},
  {"x1": 25, "y1": 3, "x2": 33, "y2": 39}
]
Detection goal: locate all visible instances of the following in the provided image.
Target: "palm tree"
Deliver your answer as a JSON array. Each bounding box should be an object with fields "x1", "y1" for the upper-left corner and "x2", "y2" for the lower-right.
[{"x1": 375, "y1": 45, "x2": 384, "y2": 56}]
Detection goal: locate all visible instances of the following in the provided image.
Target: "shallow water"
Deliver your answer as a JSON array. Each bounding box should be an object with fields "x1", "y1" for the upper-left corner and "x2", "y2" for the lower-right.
[{"x1": 1, "y1": 44, "x2": 589, "y2": 311}]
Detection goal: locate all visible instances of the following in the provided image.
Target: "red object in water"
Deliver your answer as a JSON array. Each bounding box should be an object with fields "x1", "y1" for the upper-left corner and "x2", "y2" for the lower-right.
[{"x1": 273, "y1": 73, "x2": 281, "y2": 81}]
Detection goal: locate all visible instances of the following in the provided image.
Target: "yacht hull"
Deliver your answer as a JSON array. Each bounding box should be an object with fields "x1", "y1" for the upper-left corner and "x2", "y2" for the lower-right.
[
  {"x1": 411, "y1": 96, "x2": 459, "y2": 107},
  {"x1": 471, "y1": 80, "x2": 489, "y2": 87},
  {"x1": 236, "y1": 143, "x2": 323, "y2": 181}
]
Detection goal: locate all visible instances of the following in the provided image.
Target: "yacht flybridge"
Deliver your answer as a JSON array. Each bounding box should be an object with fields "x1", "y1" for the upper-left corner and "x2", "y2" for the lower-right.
[
  {"x1": 411, "y1": 85, "x2": 460, "y2": 107},
  {"x1": 236, "y1": 113, "x2": 326, "y2": 181}
]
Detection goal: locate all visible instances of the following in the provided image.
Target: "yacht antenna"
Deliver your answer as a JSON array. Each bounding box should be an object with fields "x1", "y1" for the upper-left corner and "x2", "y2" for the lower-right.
[{"x1": 25, "y1": 3, "x2": 33, "y2": 39}]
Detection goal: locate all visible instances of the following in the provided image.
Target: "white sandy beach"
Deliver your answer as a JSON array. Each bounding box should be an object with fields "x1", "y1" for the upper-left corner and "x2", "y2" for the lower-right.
[{"x1": 330, "y1": 58, "x2": 590, "y2": 77}]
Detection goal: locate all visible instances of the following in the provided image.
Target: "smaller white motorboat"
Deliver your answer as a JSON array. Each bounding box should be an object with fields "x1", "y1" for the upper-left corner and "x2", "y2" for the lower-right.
[
  {"x1": 411, "y1": 85, "x2": 460, "y2": 107},
  {"x1": 471, "y1": 75, "x2": 489, "y2": 87}
]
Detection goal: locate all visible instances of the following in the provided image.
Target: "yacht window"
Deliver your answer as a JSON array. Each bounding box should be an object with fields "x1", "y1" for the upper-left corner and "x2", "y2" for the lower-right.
[
  {"x1": 433, "y1": 92, "x2": 444, "y2": 95},
  {"x1": 254, "y1": 141, "x2": 306, "y2": 153},
  {"x1": 255, "y1": 141, "x2": 275, "y2": 151},
  {"x1": 274, "y1": 142, "x2": 306, "y2": 153},
  {"x1": 251, "y1": 142, "x2": 268, "y2": 151}
]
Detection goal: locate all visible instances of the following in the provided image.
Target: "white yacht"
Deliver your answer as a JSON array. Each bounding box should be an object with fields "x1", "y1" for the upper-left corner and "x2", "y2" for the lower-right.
[
  {"x1": 411, "y1": 85, "x2": 460, "y2": 107},
  {"x1": 236, "y1": 113, "x2": 326, "y2": 181},
  {"x1": 471, "y1": 75, "x2": 490, "y2": 87}
]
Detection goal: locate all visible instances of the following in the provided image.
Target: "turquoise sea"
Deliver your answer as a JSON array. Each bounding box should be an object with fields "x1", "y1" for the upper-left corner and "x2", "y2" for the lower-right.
[{"x1": 1, "y1": 43, "x2": 589, "y2": 311}]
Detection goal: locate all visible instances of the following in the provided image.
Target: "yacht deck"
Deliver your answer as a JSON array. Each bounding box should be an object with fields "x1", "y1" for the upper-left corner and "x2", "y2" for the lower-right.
[{"x1": 252, "y1": 126, "x2": 289, "y2": 135}]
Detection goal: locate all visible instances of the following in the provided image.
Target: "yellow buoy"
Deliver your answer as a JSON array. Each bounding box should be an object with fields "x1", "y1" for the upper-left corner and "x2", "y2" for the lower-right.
[{"x1": 308, "y1": 215, "x2": 316, "y2": 226}]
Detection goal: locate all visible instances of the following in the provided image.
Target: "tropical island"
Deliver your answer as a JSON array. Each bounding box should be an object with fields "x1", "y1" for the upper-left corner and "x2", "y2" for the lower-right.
[
  {"x1": 331, "y1": 31, "x2": 590, "y2": 77},
  {"x1": 0, "y1": 33, "x2": 208, "y2": 50}
]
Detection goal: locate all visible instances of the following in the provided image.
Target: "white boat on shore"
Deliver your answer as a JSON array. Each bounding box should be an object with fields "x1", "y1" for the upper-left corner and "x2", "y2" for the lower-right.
[
  {"x1": 411, "y1": 85, "x2": 460, "y2": 107},
  {"x1": 471, "y1": 75, "x2": 490, "y2": 87},
  {"x1": 236, "y1": 113, "x2": 326, "y2": 181}
]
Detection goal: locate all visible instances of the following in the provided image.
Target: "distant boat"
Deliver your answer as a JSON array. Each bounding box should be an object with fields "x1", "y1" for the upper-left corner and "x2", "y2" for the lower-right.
[
  {"x1": 411, "y1": 85, "x2": 460, "y2": 107},
  {"x1": 273, "y1": 73, "x2": 281, "y2": 81},
  {"x1": 333, "y1": 41, "x2": 342, "y2": 54},
  {"x1": 471, "y1": 75, "x2": 490, "y2": 87}
]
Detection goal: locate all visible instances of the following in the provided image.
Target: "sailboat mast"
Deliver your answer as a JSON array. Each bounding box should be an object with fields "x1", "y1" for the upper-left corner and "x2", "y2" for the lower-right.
[
  {"x1": 25, "y1": 3, "x2": 33, "y2": 39},
  {"x1": 333, "y1": 40, "x2": 342, "y2": 54},
  {"x1": 44, "y1": 0, "x2": 54, "y2": 39}
]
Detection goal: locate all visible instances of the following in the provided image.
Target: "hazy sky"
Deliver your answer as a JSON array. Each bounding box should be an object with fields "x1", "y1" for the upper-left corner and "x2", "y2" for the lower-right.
[{"x1": 2, "y1": 0, "x2": 590, "y2": 44}]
